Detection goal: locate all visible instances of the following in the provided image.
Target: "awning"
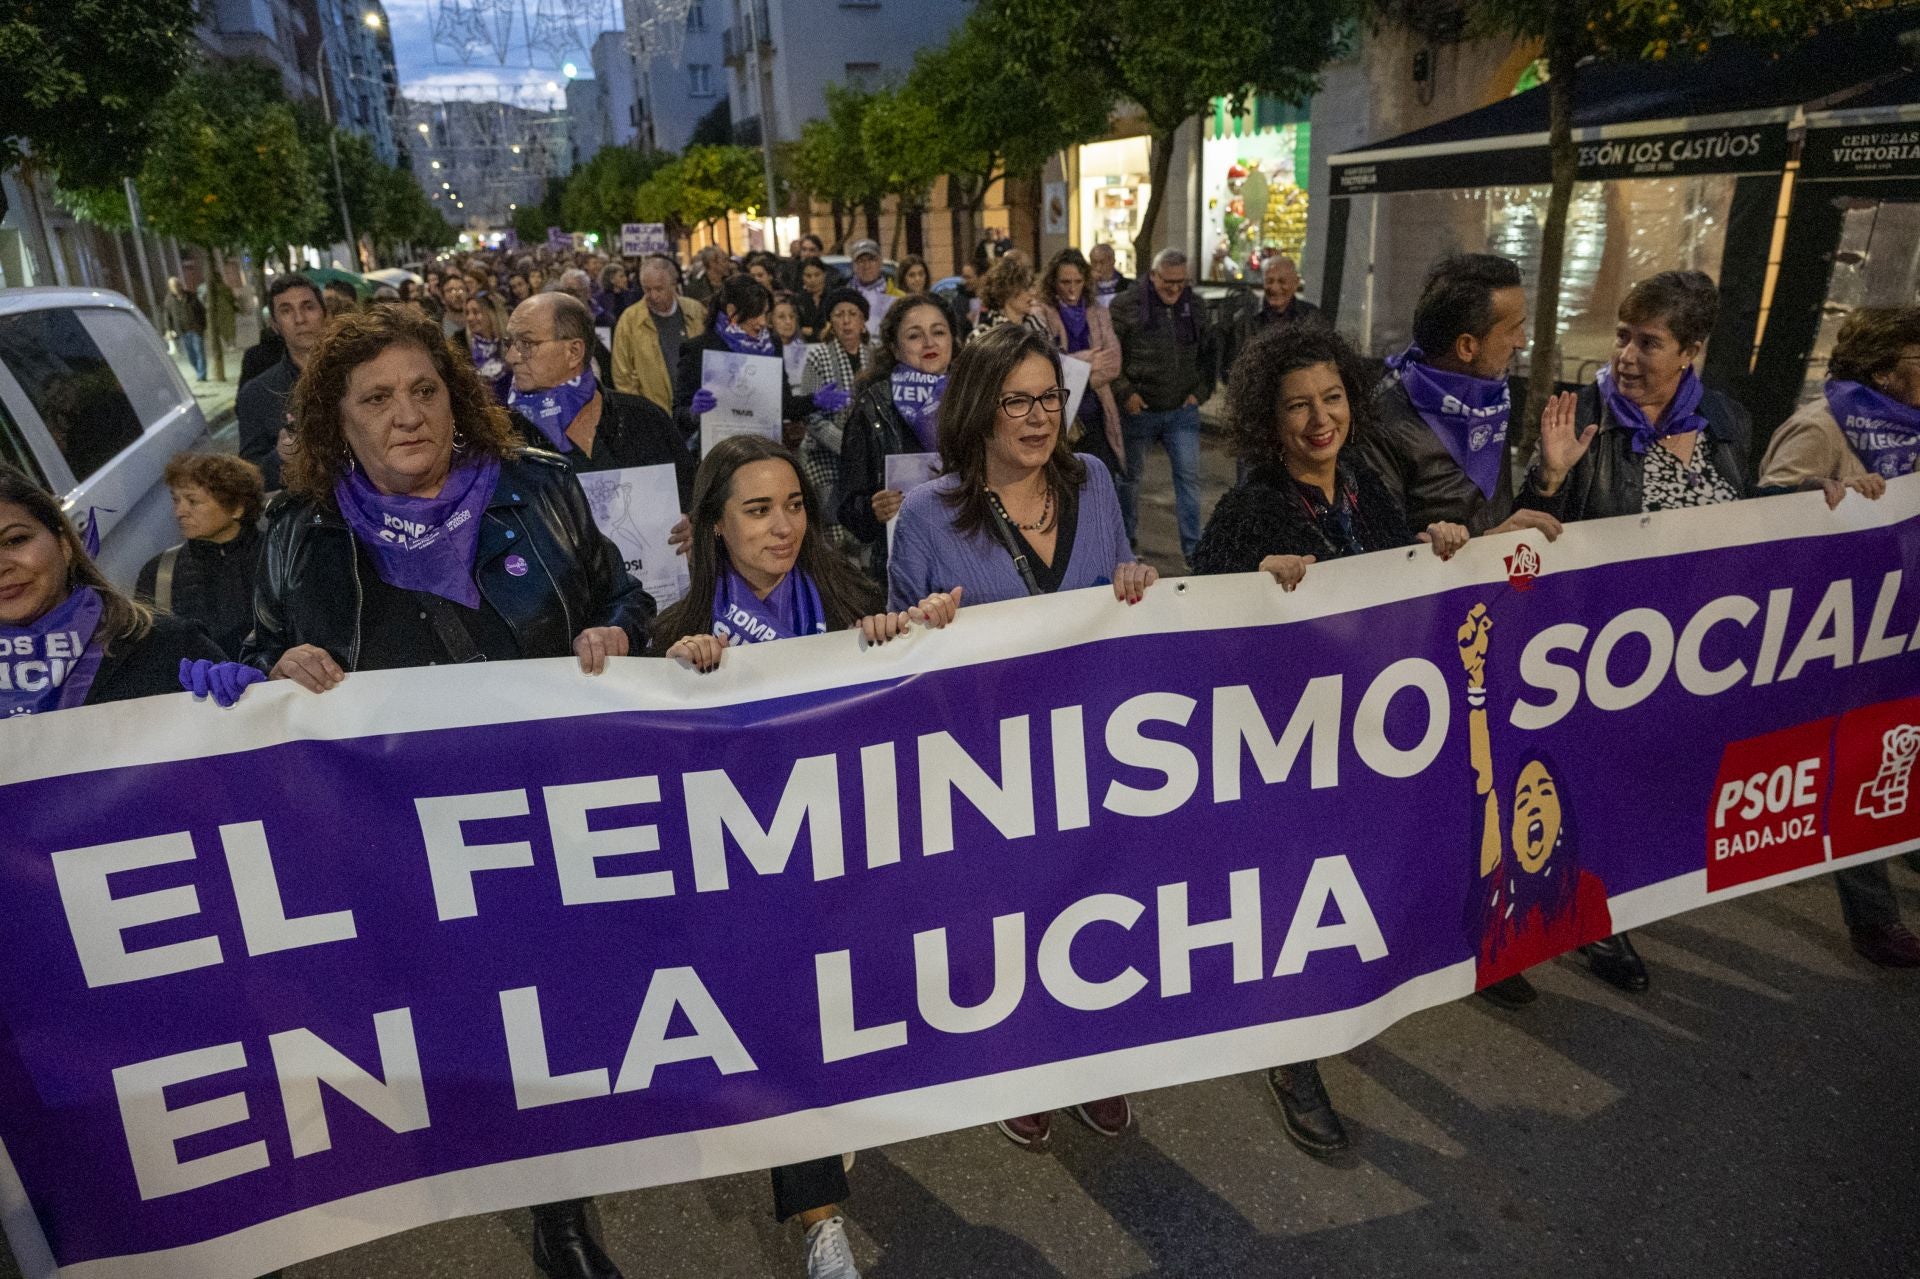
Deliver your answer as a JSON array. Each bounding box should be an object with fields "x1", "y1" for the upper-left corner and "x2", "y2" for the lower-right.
[
  {"x1": 1800, "y1": 69, "x2": 1920, "y2": 183},
  {"x1": 1330, "y1": 11, "x2": 1920, "y2": 196}
]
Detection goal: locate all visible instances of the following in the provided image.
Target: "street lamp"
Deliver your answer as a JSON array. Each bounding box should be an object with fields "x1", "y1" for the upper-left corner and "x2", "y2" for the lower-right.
[{"x1": 363, "y1": 11, "x2": 382, "y2": 28}]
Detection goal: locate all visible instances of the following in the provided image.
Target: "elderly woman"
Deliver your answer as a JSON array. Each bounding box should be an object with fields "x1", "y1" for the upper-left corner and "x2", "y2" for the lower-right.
[
  {"x1": 797, "y1": 287, "x2": 877, "y2": 550},
  {"x1": 1756, "y1": 306, "x2": 1920, "y2": 967},
  {"x1": 596, "y1": 261, "x2": 632, "y2": 326},
  {"x1": 837, "y1": 294, "x2": 956, "y2": 579},
  {"x1": 1517, "y1": 269, "x2": 1754, "y2": 994},
  {"x1": 0, "y1": 465, "x2": 224, "y2": 716},
  {"x1": 1188, "y1": 325, "x2": 1474, "y2": 1162},
  {"x1": 649, "y1": 435, "x2": 954, "y2": 1279},
  {"x1": 1034, "y1": 248, "x2": 1126, "y2": 481},
  {"x1": 973, "y1": 256, "x2": 1048, "y2": 337},
  {"x1": 135, "y1": 452, "x2": 266, "y2": 658},
  {"x1": 886, "y1": 324, "x2": 1153, "y2": 1153},
  {"x1": 464, "y1": 288, "x2": 514, "y2": 404}
]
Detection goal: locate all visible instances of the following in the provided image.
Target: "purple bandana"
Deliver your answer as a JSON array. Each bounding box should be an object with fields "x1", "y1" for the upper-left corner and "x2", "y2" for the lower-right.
[
  {"x1": 712, "y1": 563, "x2": 827, "y2": 644},
  {"x1": 1824, "y1": 379, "x2": 1920, "y2": 479},
  {"x1": 470, "y1": 336, "x2": 511, "y2": 404},
  {"x1": 509, "y1": 365, "x2": 597, "y2": 453},
  {"x1": 716, "y1": 312, "x2": 777, "y2": 357},
  {"x1": 1386, "y1": 345, "x2": 1511, "y2": 499},
  {"x1": 1598, "y1": 363, "x2": 1709, "y2": 453},
  {"x1": 1, "y1": 586, "x2": 105, "y2": 718},
  {"x1": 333, "y1": 456, "x2": 500, "y2": 608},
  {"x1": 891, "y1": 366, "x2": 948, "y2": 450},
  {"x1": 1057, "y1": 300, "x2": 1092, "y2": 353}
]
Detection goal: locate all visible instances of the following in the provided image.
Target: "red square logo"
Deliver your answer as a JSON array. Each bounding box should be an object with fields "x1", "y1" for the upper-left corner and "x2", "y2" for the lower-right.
[
  {"x1": 1829, "y1": 695, "x2": 1920, "y2": 860},
  {"x1": 1705, "y1": 718, "x2": 1834, "y2": 893}
]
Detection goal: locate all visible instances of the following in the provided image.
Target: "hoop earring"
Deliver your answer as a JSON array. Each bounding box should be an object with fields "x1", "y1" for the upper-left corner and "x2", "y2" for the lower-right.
[{"x1": 452, "y1": 429, "x2": 469, "y2": 452}]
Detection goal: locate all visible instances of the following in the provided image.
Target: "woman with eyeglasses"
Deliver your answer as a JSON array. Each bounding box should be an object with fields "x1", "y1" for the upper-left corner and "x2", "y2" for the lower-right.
[{"x1": 887, "y1": 323, "x2": 1155, "y2": 1152}]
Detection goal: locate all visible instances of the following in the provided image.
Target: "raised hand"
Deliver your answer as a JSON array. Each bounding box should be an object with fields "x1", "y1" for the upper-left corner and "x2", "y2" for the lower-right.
[
  {"x1": 1534, "y1": 391, "x2": 1596, "y2": 495},
  {"x1": 1457, "y1": 603, "x2": 1491, "y2": 684}
]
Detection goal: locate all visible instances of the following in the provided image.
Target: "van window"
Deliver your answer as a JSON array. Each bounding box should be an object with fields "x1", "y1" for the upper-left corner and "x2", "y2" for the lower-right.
[
  {"x1": 76, "y1": 308, "x2": 189, "y2": 430},
  {"x1": 0, "y1": 307, "x2": 144, "y2": 483},
  {"x1": 0, "y1": 394, "x2": 48, "y2": 485}
]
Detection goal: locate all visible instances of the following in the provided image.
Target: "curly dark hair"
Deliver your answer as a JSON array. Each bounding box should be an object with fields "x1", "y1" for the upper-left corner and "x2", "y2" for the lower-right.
[
  {"x1": 1830, "y1": 306, "x2": 1920, "y2": 386},
  {"x1": 1226, "y1": 325, "x2": 1379, "y2": 471},
  {"x1": 282, "y1": 305, "x2": 523, "y2": 503},
  {"x1": 163, "y1": 452, "x2": 265, "y2": 526}
]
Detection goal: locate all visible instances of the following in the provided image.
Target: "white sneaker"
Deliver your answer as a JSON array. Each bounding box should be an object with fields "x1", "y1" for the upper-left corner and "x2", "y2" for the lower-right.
[{"x1": 804, "y1": 1215, "x2": 861, "y2": 1279}]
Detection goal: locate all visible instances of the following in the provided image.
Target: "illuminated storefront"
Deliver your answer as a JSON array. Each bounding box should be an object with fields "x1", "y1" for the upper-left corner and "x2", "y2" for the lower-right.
[{"x1": 1200, "y1": 96, "x2": 1311, "y2": 280}]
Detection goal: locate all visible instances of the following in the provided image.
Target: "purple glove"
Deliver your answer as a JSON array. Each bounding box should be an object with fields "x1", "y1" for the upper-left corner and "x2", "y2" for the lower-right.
[
  {"x1": 689, "y1": 387, "x2": 718, "y2": 415},
  {"x1": 179, "y1": 659, "x2": 267, "y2": 708},
  {"x1": 811, "y1": 380, "x2": 852, "y2": 414}
]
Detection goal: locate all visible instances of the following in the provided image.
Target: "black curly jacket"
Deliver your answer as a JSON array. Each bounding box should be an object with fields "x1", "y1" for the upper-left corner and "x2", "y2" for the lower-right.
[
  {"x1": 1191, "y1": 457, "x2": 1418, "y2": 574},
  {"x1": 241, "y1": 450, "x2": 655, "y2": 673}
]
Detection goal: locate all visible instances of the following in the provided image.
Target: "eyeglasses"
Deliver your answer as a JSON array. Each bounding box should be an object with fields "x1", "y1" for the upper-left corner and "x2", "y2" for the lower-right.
[
  {"x1": 999, "y1": 388, "x2": 1069, "y2": 418},
  {"x1": 501, "y1": 335, "x2": 564, "y2": 356}
]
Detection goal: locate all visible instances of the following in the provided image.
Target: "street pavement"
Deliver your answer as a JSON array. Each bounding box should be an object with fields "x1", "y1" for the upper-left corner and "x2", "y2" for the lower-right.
[{"x1": 5, "y1": 436, "x2": 1915, "y2": 1279}]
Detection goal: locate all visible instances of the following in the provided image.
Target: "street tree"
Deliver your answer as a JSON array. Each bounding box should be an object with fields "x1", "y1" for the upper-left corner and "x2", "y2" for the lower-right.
[
  {"x1": 859, "y1": 85, "x2": 946, "y2": 258},
  {"x1": 789, "y1": 84, "x2": 882, "y2": 248},
  {"x1": 563, "y1": 146, "x2": 669, "y2": 245},
  {"x1": 987, "y1": 0, "x2": 1349, "y2": 266},
  {"x1": 1374, "y1": 0, "x2": 1869, "y2": 446},
  {"x1": 0, "y1": 0, "x2": 199, "y2": 222},
  {"x1": 631, "y1": 158, "x2": 690, "y2": 249},
  {"x1": 905, "y1": 5, "x2": 1108, "y2": 271},
  {"x1": 511, "y1": 176, "x2": 567, "y2": 249},
  {"x1": 677, "y1": 145, "x2": 770, "y2": 252},
  {"x1": 133, "y1": 64, "x2": 321, "y2": 380}
]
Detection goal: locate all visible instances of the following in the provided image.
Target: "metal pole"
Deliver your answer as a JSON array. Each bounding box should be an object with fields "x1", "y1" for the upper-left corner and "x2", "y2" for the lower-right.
[
  {"x1": 124, "y1": 178, "x2": 159, "y2": 322},
  {"x1": 749, "y1": 1, "x2": 780, "y2": 254},
  {"x1": 317, "y1": 43, "x2": 356, "y2": 268}
]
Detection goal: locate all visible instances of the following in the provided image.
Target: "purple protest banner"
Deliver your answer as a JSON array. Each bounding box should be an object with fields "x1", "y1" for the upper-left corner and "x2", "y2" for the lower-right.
[{"x1": 1, "y1": 485, "x2": 1917, "y2": 1278}]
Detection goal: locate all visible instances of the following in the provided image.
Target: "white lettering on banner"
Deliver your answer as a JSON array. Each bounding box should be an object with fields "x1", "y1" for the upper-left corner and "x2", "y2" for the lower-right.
[
  {"x1": 919, "y1": 717, "x2": 1036, "y2": 855},
  {"x1": 53, "y1": 832, "x2": 224, "y2": 988},
  {"x1": 114, "y1": 1042, "x2": 269, "y2": 1200},
  {"x1": 1103, "y1": 692, "x2": 1199, "y2": 818},
  {"x1": 813, "y1": 862, "x2": 1387, "y2": 1060},
  {"x1": 1212, "y1": 678, "x2": 1341, "y2": 801},
  {"x1": 268, "y1": 1008, "x2": 430, "y2": 1158},
  {"x1": 418, "y1": 790, "x2": 536, "y2": 921},
  {"x1": 545, "y1": 776, "x2": 673, "y2": 904},
  {"x1": 1511, "y1": 570, "x2": 1920, "y2": 731},
  {"x1": 686, "y1": 755, "x2": 845, "y2": 891},
  {"x1": 220, "y1": 822, "x2": 358, "y2": 957}
]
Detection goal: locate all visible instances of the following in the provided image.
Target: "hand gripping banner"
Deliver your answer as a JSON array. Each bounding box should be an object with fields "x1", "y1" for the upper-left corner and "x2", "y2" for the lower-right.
[{"x1": 1, "y1": 485, "x2": 1917, "y2": 1278}]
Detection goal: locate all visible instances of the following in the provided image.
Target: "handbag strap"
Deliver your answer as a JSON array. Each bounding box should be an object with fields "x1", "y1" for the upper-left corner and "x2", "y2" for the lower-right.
[
  {"x1": 419, "y1": 594, "x2": 486, "y2": 664},
  {"x1": 983, "y1": 497, "x2": 1045, "y2": 598},
  {"x1": 153, "y1": 545, "x2": 181, "y2": 613}
]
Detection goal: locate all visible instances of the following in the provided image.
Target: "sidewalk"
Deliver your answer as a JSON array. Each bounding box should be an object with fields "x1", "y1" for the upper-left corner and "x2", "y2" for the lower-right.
[{"x1": 169, "y1": 310, "x2": 260, "y2": 440}]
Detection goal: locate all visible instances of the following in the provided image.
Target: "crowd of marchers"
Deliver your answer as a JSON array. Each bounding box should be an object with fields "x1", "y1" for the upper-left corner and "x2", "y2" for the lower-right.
[{"x1": 4, "y1": 228, "x2": 1918, "y2": 1279}]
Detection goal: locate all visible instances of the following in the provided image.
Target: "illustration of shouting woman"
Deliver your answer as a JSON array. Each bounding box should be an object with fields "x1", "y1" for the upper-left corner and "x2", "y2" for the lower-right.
[{"x1": 1457, "y1": 603, "x2": 1616, "y2": 1000}]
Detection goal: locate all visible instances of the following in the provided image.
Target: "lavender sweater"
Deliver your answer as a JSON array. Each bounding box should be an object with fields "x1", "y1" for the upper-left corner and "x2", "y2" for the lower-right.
[{"x1": 888, "y1": 456, "x2": 1135, "y2": 610}]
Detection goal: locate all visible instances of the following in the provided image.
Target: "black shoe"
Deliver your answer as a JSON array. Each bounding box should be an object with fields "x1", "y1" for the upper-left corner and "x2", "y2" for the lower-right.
[
  {"x1": 531, "y1": 1200, "x2": 624, "y2": 1279},
  {"x1": 1581, "y1": 932, "x2": 1649, "y2": 993},
  {"x1": 1477, "y1": 972, "x2": 1538, "y2": 1008},
  {"x1": 1266, "y1": 1061, "x2": 1350, "y2": 1157}
]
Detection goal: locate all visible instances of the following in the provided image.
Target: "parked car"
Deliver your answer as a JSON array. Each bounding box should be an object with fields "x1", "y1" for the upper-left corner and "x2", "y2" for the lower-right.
[{"x1": 0, "y1": 288, "x2": 214, "y2": 590}]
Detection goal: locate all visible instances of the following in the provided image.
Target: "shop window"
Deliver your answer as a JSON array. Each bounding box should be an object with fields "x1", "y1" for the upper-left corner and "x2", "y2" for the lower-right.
[
  {"x1": 1202, "y1": 97, "x2": 1311, "y2": 282},
  {"x1": 1077, "y1": 136, "x2": 1153, "y2": 279},
  {"x1": 1802, "y1": 199, "x2": 1920, "y2": 401},
  {"x1": 0, "y1": 307, "x2": 145, "y2": 483}
]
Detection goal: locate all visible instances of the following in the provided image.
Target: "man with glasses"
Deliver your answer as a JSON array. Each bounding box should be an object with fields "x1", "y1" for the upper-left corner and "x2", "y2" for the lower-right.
[
  {"x1": 1109, "y1": 248, "x2": 1215, "y2": 565},
  {"x1": 505, "y1": 293, "x2": 694, "y2": 507}
]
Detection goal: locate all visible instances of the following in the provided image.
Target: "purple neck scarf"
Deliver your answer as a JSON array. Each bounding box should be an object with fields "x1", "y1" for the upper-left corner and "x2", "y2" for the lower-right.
[
  {"x1": 1385, "y1": 345, "x2": 1511, "y2": 498},
  {"x1": 716, "y1": 312, "x2": 777, "y2": 357},
  {"x1": 1598, "y1": 363, "x2": 1709, "y2": 453},
  {"x1": 1825, "y1": 380, "x2": 1920, "y2": 478},
  {"x1": 1057, "y1": 300, "x2": 1092, "y2": 353},
  {"x1": 333, "y1": 455, "x2": 500, "y2": 608},
  {"x1": 2, "y1": 587, "x2": 106, "y2": 718},
  {"x1": 509, "y1": 365, "x2": 597, "y2": 453},
  {"x1": 1138, "y1": 285, "x2": 1199, "y2": 346},
  {"x1": 470, "y1": 336, "x2": 511, "y2": 404},
  {"x1": 713, "y1": 563, "x2": 826, "y2": 644},
  {"x1": 891, "y1": 365, "x2": 947, "y2": 450}
]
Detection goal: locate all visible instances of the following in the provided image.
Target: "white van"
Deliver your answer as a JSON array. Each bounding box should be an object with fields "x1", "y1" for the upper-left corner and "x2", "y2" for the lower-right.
[{"x1": 0, "y1": 288, "x2": 213, "y2": 590}]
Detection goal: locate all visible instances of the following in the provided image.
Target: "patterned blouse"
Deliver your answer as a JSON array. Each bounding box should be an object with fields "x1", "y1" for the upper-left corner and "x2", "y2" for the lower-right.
[{"x1": 1642, "y1": 439, "x2": 1740, "y2": 511}]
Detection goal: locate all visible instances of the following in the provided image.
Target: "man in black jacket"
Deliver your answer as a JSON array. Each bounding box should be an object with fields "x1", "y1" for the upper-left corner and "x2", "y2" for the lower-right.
[
  {"x1": 504, "y1": 293, "x2": 695, "y2": 509},
  {"x1": 1110, "y1": 248, "x2": 1214, "y2": 562},
  {"x1": 236, "y1": 274, "x2": 326, "y2": 492}
]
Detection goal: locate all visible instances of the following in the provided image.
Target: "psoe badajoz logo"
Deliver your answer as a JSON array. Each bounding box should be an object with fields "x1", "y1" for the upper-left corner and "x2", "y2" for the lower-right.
[{"x1": 1857, "y1": 723, "x2": 1920, "y2": 821}]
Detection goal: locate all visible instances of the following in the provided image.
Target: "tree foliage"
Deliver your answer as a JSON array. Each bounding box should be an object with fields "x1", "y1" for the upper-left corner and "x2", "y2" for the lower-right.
[
  {"x1": 677, "y1": 144, "x2": 769, "y2": 234},
  {"x1": 0, "y1": 0, "x2": 199, "y2": 211},
  {"x1": 789, "y1": 85, "x2": 881, "y2": 228},
  {"x1": 986, "y1": 0, "x2": 1350, "y2": 261},
  {"x1": 562, "y1": 146, "x2": 671, "y2": 243},
  {"x1": 511, "y1": 176, "x2": 567, "y2": 247}
]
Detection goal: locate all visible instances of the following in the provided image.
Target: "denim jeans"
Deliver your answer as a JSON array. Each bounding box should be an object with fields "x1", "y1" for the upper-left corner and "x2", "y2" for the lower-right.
[
  {"x1": 180, "y1": 331, "x2": 207, "y2": 380},
  {"x1": 1121, "y1": 403, "x2": 1202, "y2": 560}
]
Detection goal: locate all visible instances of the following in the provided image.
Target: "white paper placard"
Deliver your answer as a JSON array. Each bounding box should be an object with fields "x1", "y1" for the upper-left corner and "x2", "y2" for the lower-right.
[
  {"x1": 574, "y1": 463, "x2": 690, "y2": 606},
  {"x1": 883, "y1": 451, "x2": 941, "y2": 553},
  {"x1": 621, "y1": 222, "x2": 670, "y2": 255},
  {"x1": 783, "y1": 340, "x2": 809, "y2": 387},
  {"x1": 1061, "y1": 352, "x2": 1093, "y2": 425},
  {"x1": 699, "y1": 349, "x2": 783, "y2": 455}
]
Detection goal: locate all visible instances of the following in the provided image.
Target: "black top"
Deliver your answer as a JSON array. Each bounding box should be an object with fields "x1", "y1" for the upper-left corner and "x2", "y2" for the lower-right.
[
  {"x1": 1000, "y1": 484, "x2": 1080, "y2": 595},
  {"x1": 1192, "y1": 456, "x2": 1417, "y2": 573},
  {"x1": 1516, "y1": 381, "x2": 1753, "y2": 523},
  {"x1": 134, "y1": 526, "x2": 261, "y2": 660},
  {"x1": 355, "y1": 570, "x2": 521, "y2": 671},
  {"x1": 236, "y1": 355, "x2": 299, "y2": 490},
  {"x1": 1360, "y1": 373, "x2": 1516, "y2": 536},
  {"x1": 84, "y1": 614, "x2": 225, "y2": 706},
  {"x1": 513, "y1": 389, "x2": 696, "y2": 508},
  {"x1": 239, "y1": 332, "x2": 285, "y2": 389},
  {"x1": 671, "y1": 331, "x2": 813, "y2": 445}
]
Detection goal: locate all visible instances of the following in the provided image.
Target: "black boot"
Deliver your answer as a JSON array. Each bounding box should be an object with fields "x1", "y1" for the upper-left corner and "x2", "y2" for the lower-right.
[
  {"x1": 1581, "y1": 932, "x2": 1649, "y2": 993},
  {"x1": 1266, "y1": 1059, "x2": 1350, "y2": 1157},
  {"x1": 1477, "y1": 972, "x2": 1538, "y2": 1008},
  {"x1": 531, "y1": 1198, "x2": 623, "y2": 1279}
]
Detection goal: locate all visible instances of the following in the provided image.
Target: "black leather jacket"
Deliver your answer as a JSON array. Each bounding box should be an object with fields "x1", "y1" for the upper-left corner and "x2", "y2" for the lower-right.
[
  {"x1": 836, "y1": 379, "x2": 924, "y2": 547},
  {"x1": 1517, "y1": 381, "x2": 1753, "y2": 522},
  {"x1": 242, "y1": 450, "x2": 655, "y2": 673}
]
